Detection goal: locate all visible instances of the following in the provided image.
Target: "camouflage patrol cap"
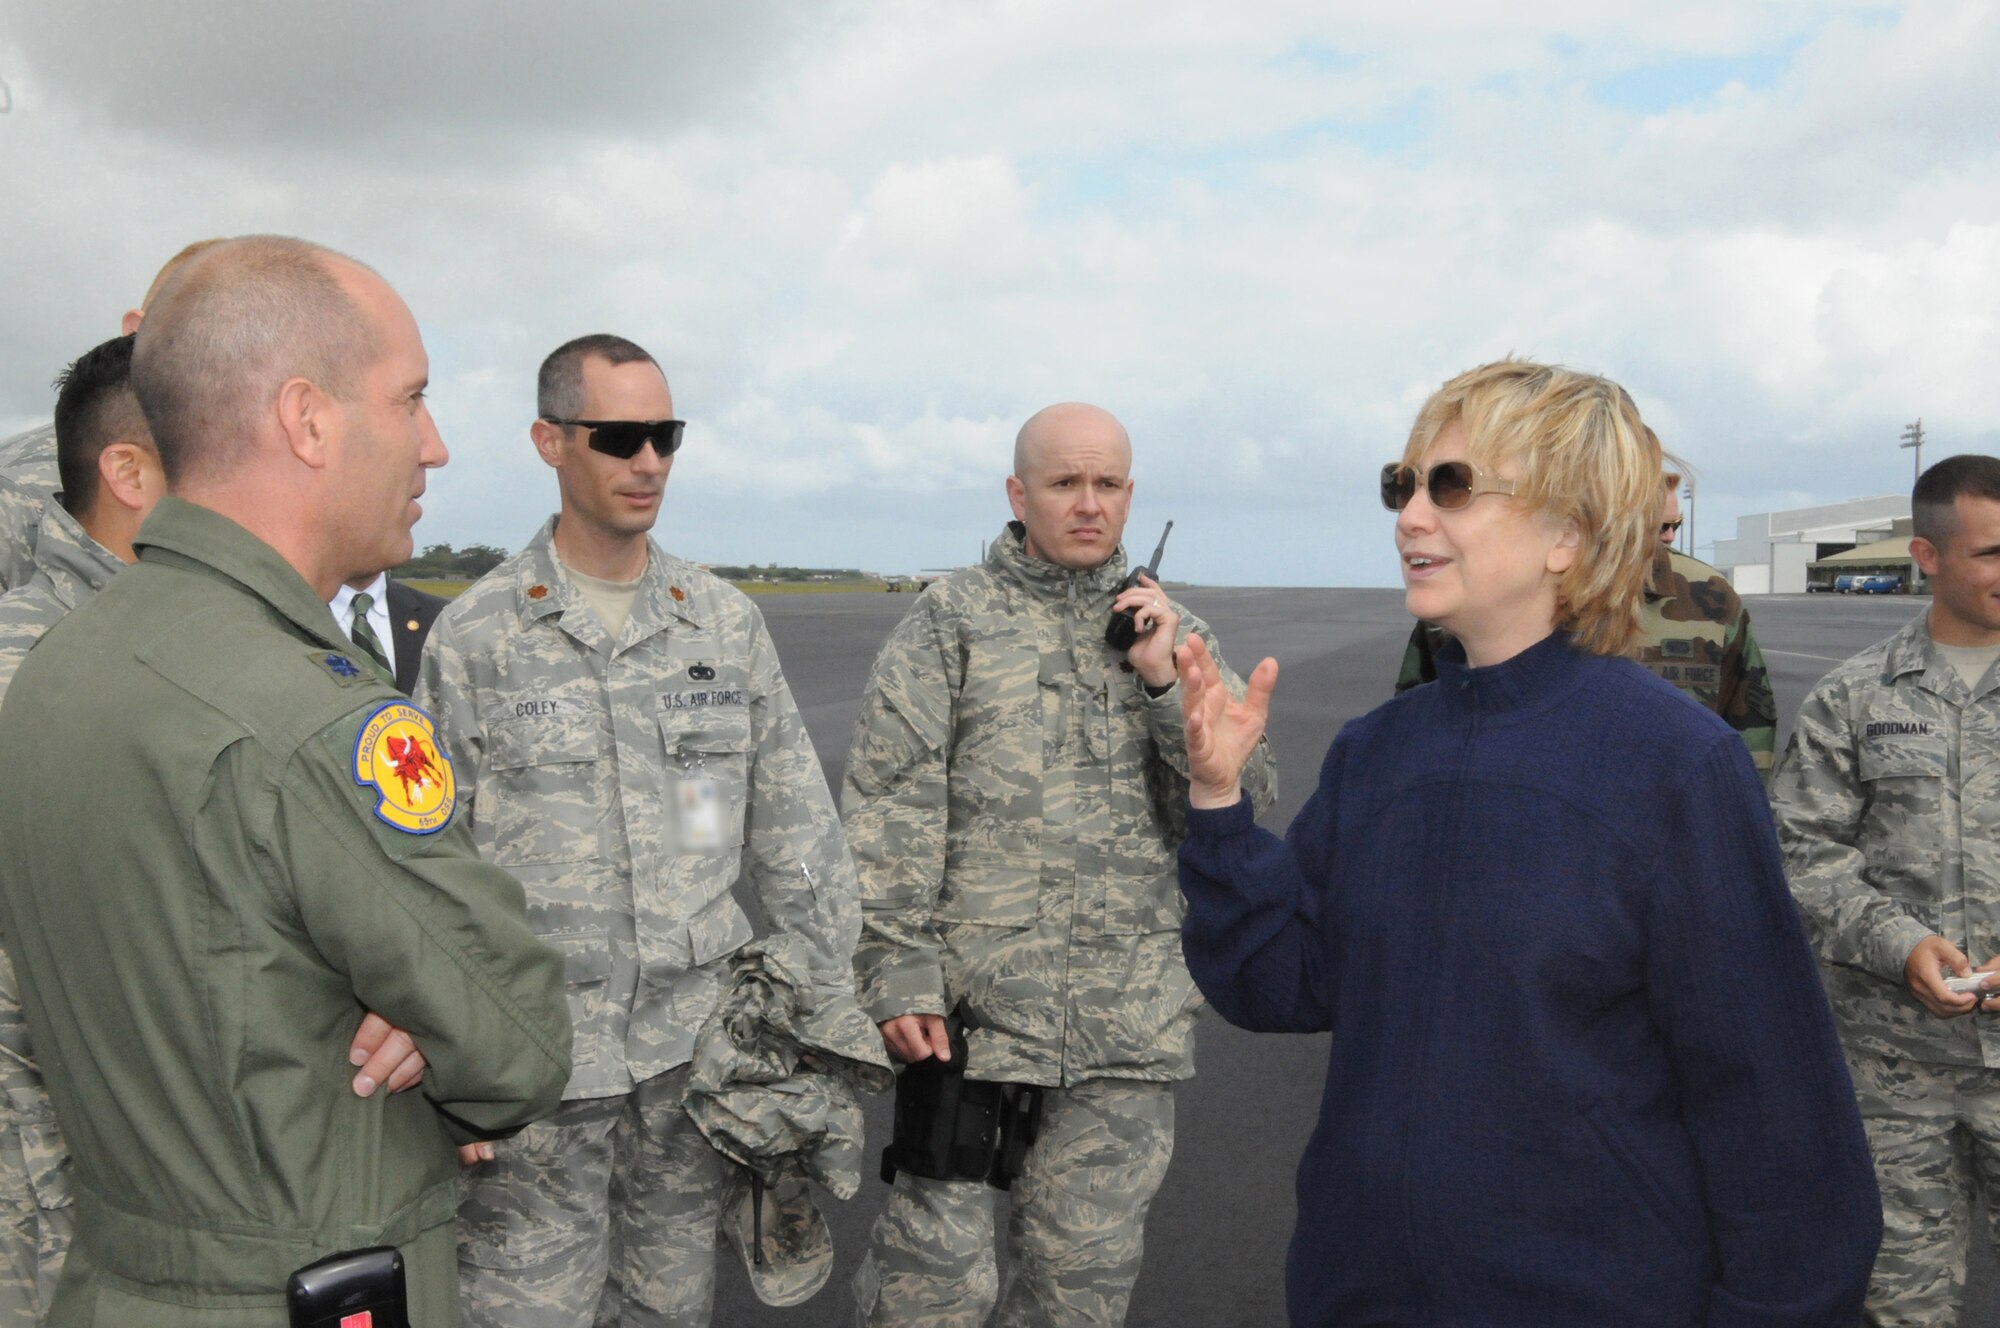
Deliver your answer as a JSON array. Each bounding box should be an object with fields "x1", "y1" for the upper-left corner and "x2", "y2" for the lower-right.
[{"x1": 721, "y1": 1169, "x2": 833, "y2": 1307}]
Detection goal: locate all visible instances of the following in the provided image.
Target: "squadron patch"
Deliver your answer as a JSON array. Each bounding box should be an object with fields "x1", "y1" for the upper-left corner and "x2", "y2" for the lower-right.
[{"x1": 352, "y1": 701, "x2": 457, "y2": 834}]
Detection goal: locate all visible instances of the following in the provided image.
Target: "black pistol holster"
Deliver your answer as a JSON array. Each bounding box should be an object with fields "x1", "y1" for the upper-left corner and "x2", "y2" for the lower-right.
[{"x1": 880, "y1": 1009, "x2": 1044, "y2": 1191}]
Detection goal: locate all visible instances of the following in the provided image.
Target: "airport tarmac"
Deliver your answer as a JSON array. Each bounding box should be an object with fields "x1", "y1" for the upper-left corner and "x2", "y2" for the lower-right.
[{"x1": 716, "y1": 586, "x2": 1984, "y2": 1326}]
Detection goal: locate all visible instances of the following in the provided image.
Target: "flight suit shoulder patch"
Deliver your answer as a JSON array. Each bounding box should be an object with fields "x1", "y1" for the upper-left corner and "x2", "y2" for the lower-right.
[{"x1": 351, "y1": 700, "x2": 458, "y2": 835}]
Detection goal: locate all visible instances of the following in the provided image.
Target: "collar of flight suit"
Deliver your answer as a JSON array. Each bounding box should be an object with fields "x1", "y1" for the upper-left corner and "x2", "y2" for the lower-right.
[
  {"x1": 30, "y1": 498, "x2": 125, "y2": 613},
  {"x1": 513, "y1": 515, "x2": 706, "y2": 642},
  {"x1": 131, "y1": 495, "x2": 357, "y2": 653}
]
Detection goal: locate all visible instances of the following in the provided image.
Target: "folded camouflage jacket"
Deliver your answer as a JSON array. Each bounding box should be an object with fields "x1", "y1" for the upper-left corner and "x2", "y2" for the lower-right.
[{"x1": 843, "y1": 522, "x2": 1277, "y2": 1086}]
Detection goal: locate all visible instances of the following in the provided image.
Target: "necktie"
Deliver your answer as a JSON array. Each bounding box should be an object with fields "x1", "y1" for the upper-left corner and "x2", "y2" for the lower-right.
[{"x1": 348, "y1": 592, "x2": 396, "y2": 685}]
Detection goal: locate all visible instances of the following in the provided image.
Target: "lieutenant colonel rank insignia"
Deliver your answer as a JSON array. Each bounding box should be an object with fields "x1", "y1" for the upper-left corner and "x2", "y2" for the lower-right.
[{"x1": 352, "y1": 701, "x2": 457, "y2": 834}]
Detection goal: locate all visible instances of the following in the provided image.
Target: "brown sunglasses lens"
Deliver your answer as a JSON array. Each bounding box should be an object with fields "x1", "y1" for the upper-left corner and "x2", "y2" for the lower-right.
[
  {"x1": 1380, "y1": 461, "x2": 1477, "y2": 511},
  {"x1": 1380, "y1": 464, "x2": 1416, "y2": 511},
  {"x1": 1428, "y1": 461, "x2": 1474, "y2": 509}
]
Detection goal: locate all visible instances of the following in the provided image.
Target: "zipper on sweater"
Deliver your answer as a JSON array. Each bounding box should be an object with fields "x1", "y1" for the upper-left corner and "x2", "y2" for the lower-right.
[{"x1": 1400, "y1": 705, "x2": 1482, "y2": 1318}]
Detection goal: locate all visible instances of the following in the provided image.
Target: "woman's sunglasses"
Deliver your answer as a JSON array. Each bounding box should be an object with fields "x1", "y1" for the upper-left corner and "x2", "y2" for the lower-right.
[{"x1": 1379, "y1": 460, "x2": 1518, "y2": 512}]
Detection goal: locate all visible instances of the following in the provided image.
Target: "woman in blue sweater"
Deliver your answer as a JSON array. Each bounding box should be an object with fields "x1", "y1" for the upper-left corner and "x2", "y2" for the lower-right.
[{"x1": 1175, "y1": 361, "x2": 1880, "y2": 1326}]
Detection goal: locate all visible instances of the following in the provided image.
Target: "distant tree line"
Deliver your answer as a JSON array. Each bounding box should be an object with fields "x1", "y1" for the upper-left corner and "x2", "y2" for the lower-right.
[
  {"x1": 709, "y1": 564, "x2": 867, "y2": 582},
  {"x1": 395, "y1": 543, "x2": 509, "y2": 581}
]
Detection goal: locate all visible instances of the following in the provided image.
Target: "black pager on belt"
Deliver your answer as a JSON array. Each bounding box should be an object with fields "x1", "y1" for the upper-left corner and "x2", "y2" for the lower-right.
[{"x1": 287, "y1": 1246, "x2": 409, "y2": 1328}]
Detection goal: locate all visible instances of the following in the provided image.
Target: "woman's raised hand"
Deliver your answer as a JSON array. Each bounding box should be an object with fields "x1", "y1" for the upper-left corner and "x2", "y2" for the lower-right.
[{"x1": 1177, "y1": 633, "x2": 1278, "y2": 810}]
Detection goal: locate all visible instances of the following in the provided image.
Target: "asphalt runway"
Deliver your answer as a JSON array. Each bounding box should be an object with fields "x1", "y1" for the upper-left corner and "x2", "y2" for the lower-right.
[{"x1": 716, "y1": 587, "x2": 1988, "y2": 1327}]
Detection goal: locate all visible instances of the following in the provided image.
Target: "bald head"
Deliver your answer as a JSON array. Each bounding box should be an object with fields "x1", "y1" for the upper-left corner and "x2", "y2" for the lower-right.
[
  {"x1": 1006, "y1": 401, "x2": 1136, "y2": 570},
  {"x1": 1013, "y1": 402, "x2": 1131, "y2": 481},
  {"x1": 131, "y1": 235, "x2": 382, "y2": 486},
  {"x1": 121, "y1": 238, "x2": 230, "y2": 334}
]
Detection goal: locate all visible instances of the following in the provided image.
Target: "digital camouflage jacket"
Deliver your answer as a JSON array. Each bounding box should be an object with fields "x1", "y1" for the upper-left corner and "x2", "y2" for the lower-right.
[
  {"x1": 0, "y1": 426, "x2": 56, "y2": 595},
  {"x1": 1773, "y1": 613, "x2": 2000, "y2": 1067},
  {"x1": 417, "y1": 517, "x2": 863, "y2": 1101},
  {"x1": 0, "y1": 501, "x2": 127, "y2": 1243},
  {"x1": 1395, "y1": 548, "x2": 1777, "y2": 773},
  {"x1": 843, "y1": 522, "x2": 1278, "y2": 1087}
]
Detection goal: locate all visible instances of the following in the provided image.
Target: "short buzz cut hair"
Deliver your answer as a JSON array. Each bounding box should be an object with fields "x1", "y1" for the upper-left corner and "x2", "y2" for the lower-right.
[
  {"x1": 138, "y1": 238, "x2": 228, "y2": 313},
  {"x1": 1913, "y1": 454, "x2": 2000, "y2": 550},
  {"x1": 537, "y1": 334, "x2": 659, "y2": 422},
  {"x1": 130, "y1": 235, "x2": 381, "y2": 486},
  {"x1": 52, "y1": 334, "x2": 150, "y2": 517}
]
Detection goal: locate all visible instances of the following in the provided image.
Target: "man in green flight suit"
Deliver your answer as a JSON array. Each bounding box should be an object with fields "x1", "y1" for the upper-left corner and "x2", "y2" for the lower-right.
[{"x1": 0, "y1": 235, "x2": 573, "y2": 1325}]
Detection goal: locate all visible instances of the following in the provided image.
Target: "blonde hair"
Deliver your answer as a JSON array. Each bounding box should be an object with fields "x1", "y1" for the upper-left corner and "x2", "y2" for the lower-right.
[{"x1": 1401, "y1": 360, "x2": 1660, "y2": 657}]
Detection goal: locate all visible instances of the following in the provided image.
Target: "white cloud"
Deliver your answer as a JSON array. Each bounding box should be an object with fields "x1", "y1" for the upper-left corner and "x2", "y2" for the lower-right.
[{"x1": 0, "y1": 0, "x2": 1995, "y2": 585}]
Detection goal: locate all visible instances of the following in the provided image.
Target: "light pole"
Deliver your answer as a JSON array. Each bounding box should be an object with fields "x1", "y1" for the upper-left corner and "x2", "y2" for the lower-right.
[
  {"x1": 1683, "y1": 485, "x2": 1694, "y2": 556},
  {"x1": 1900, "y1": 418, "x2": 1925, "y2": 486}
]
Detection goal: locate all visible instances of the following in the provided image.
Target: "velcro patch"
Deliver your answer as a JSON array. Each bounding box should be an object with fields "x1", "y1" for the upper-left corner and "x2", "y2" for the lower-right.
[
  {"x1": 352, "y1": 701, "x2": 457, "y2": 834},
  {"x1": 313, "y1": 650, "x2": 369, "y2": 686}
]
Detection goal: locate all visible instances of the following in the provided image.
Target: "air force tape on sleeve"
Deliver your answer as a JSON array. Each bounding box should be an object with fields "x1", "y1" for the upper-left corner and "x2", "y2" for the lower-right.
[{"x1": 351, "y1": 700, "x2": 458, "y2": 835}]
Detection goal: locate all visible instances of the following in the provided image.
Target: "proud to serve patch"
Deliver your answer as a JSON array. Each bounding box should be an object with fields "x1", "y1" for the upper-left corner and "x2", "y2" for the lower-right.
[{"x1": 352, "y1": 701, "x2": 457, "y2": 834}]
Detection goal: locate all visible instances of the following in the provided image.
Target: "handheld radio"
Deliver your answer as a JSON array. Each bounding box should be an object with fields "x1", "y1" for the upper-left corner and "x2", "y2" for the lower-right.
[{"x1": 1105, "y1": 520, "x2": 1174, "y2": 651}]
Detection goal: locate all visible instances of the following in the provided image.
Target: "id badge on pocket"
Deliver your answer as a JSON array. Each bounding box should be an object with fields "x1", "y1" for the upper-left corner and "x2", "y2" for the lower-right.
[{"x1": 674, "y1": 777, "x2": 726, "y2": 853}]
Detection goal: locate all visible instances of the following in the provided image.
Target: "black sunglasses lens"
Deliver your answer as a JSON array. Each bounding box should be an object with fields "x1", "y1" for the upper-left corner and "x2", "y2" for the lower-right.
[
  {"x1": 585, "y1": 423, "x2": 646, "y2": 459},
  {"x1": 586, "y1": 421, "x2": 683, "y2": 460},
  {"x1": 1428, "y1": 461, "x2": 1475, "y2": 510},
  {"x1": 1381, "y1": 464, "x2": 1416, "y2": 511}
]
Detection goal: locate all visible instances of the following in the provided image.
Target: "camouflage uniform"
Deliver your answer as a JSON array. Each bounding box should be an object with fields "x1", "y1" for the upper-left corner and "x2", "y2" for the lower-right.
[
  {"x1": 416, "y1": 517, "x2": 862, "y2": 1328},
  {"x1": 1772, "y1": 613, "x2": 2000, "y2": 1325},
  {"x1": 844, "y1": 521, "x2": 1276, "y2": 1327},
  {"x1": 0, "y1": 501, "x2": 122, "y2": 1323},
  {"x1": 1395, "y1": 547, "x2": 1777, "y2": 773},
  {"x1": 0, "y1": 426, "x2": 57, "y2": 594}
]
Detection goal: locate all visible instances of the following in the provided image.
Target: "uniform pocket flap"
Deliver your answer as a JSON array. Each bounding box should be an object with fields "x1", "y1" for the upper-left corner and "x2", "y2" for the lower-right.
[
  {"x1": 1859, "y1": 736, "x2": 1946, "y2": 781},
  {"x1": 659, "y1": 705, "x2": 754, "y2": 755},
  {"x1": 540, "y1": 928, "x2": 613, "y2": 985},
  {"x1": 489, "y1": 718, "x2": 605, "y2": 771},
  {"x1": 935, "y1": 854, "x2": 1039, "y2": 927},
  {"x1": 688, "y1": 894, "x2": 754, "y2": 965}
]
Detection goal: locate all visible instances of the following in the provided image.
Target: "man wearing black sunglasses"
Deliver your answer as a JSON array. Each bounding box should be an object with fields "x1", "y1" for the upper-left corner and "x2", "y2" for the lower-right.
[
  {"x1": 417, "y1": 333, "x2": 870, "y2": 1328},
  {"x1": 1393, "y1": 462, "x2": 1777, "y2": 777}
]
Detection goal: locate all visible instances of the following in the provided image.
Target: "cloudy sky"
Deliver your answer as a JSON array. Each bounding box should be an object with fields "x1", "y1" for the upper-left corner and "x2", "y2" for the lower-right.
[{"x1": 1, "y1": 1, "x2": 1994, "y2": 586}]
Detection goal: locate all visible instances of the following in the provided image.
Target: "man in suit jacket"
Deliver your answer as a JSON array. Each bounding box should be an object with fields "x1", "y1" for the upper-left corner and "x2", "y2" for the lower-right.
[{"x1": 330, "y1": 571, "x2": 449, "y2": 695}]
